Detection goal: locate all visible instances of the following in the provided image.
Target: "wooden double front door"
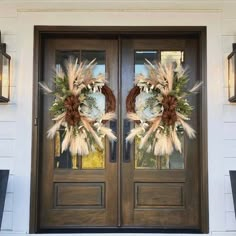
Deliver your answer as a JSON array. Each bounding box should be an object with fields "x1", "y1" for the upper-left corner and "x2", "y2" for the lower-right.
[{"x1": 37, "y1": 34, "x2": 203, "y2": 232}]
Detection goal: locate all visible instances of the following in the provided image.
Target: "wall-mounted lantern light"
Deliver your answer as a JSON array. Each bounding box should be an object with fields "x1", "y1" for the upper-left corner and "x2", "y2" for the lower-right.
[
  {"x1": 228, "y1": 43, "x2": 236, "y2": 102},
  {"x1": 0, "y1": 31, "x2": 11, "y2": 102}
]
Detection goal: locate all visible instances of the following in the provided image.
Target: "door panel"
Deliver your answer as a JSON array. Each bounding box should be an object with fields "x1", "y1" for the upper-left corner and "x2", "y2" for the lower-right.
[
  {"x1": 38, "y1": 36, "x2": 201, "y2": 230},
  {"x1": 39, "y1": 39, "x2": 118, "y2": 228},
  {"x1": 121, "y1": 39, "x2": 200, "y2": 228}
]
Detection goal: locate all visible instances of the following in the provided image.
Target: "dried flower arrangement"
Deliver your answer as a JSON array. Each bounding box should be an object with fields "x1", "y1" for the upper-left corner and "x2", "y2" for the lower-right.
[
  {"x1": 126, "y1": 60, "x2": 202, "y2": 156},
  {"x1": 39, "y1": 58, "x2": 117, "y2": 156}
]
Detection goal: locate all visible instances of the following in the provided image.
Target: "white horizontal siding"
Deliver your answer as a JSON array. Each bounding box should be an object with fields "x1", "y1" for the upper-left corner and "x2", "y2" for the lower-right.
[
  {"x1": 223, "y1": 140, "x2": 236, "y2": 158},
  {"x1": 0, "y1": 122, "x2": 16, "y2": 139},
  {"x1": 223, "y1": 12, "x2": 236, "y2": 231},
  {"x1": 225, "y1": 175, "x2": 232, "y2": 194},
  {"x1": 0, "y1": 158, "x2": 14, "y2": 173},
  {"x1": 223, "y1": 20, "x2": 236, "y2": 36},
  {"x1": 4, "y1": 193, "x2": 14, "y2": 212},
  {"x1": 9, "y1": 86, "x2": 17, "y2": 104},
  {"x1": 223, "y1": 105, "x2": 236, "y2": 123},
  {"x1": 0, "y1": 18, "x2": 17, "y2": 35},
  {"x1": 224, "y1": 123, "x2": 236, "y2": 140},
  {"x1": 6, "y1": 175, "x2": 14, "y2": 193},
  {"x1": 1, "y1": 34, "x2": 16, "y2": 53},
  {"x1": 226, "y1": 212, "x2": 236, "y2": 231},
  {"x1": 8, "y1": 52, "x2": 17, "y2": 87},
  {"x1": 0, "y1": 7, "x2": 17, "y2": 18},
  {"x1": 224, "y1": 159, "x2": 236, "y2": 175},
  {"x1": 1, "y1": 175, "x2": 14, "y2": 232},
  {"x1": 0, "y1": 10, "x2": 17, "y2": 234},
  {"x1": 223, "y1": 2, "x2": 236, "y2": 20},
  {"x1": 212, "y1": 233, "x2": 236, "y2": 236},
  {"x1": 0, "y1": 140, "x2": 16, "y2": 157},
  {"x1": 0, "y1": 106, "x2": 17, "y2": 122},
  {"x1": 1, "y1": 212, "x2": 13, "y2": 231}
]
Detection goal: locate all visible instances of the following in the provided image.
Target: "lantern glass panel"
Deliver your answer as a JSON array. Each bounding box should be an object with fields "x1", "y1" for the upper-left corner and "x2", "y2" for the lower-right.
[
  {"x1": 2, "y1": 54, "x2": 10, "y2": 98},
  {"x1": 0, "y1": 53, "x2": 10, "y2": 101},
  {"x1": 228, "y1": 52, "x2": 236, "y2": 100}
]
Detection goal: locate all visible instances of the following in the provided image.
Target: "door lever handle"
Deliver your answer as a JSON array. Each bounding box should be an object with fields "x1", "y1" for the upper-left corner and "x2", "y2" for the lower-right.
[
  {"x1": 109, "y1": 120, "x2": 117, "y2": 163},
  {"x1": 123, "y1": 119, "x2": 131, "y2": 162}
]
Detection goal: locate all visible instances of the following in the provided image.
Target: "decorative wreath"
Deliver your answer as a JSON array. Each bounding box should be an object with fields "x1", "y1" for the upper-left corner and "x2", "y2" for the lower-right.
[
  {"x1": 39, "y1": 58, "x2": 117, "y2": 156},
  {"x1": 126, "y1": 59, "x2": 202, "y2": 156}
]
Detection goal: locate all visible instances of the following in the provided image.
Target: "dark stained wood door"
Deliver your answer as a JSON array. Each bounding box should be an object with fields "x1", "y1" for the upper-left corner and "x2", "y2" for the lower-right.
[
  {"x1": 38, "y1": 36, "x2": 202, "y2": 231},
  {"x1": 121, "y1": 38, "x2": 200, "y2": 229},
  {"x1": 39, "y1": 39, "x2": 118, "y2": 229}
]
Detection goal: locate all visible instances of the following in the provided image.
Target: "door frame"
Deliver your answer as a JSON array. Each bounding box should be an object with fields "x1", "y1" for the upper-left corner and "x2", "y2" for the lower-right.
[{"x1": 30, "y1": 26, "x2": 207, "y2": 233}]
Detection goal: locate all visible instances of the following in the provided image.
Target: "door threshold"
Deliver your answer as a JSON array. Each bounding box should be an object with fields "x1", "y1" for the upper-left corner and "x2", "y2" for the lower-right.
[{"x1": 38, "y1": 228, "x2": 201, "y2": 234}]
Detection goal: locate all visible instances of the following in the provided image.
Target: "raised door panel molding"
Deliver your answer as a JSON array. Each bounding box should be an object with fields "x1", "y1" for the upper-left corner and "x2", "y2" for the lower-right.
[
  {"x1": 54, "y1": 182, "x2": 105, "y2": 209},
  {"x1": 135, "y1": 183, "x2": 184, "y2": 209}
]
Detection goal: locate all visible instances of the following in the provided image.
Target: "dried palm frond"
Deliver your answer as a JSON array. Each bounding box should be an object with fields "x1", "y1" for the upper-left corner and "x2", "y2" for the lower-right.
[
  {"x1": 66, "y1": 57, "x2": 79, "y2": 92},
  {"x1": 55, "y1": 66, "x2": 65, "y2": 79},
  {"x1": 99, "y1": 126, "x2": 117, "y2": 141},
  {"x1": 157, "y1": 62, "x2": 174, "y2": 92},
  {"x1": 52, "y1": 112, "x2": 66, "y2": 121},
  {"x1": 86, "y1": 58, "x2": 96, "y2": 68},
  {"x1": 178, "y1": 118, "x2": 196, "y2": 138},
  {"x1": 74, "y1": 133, "x2": 89, "y2": 156},
  {"x1": 176, "y1": 65, "x2": 188, "y2": 79},
  {"x1": 47, "y1": 118, "x2": 64, "y2": 139},
  {"x1": 139, "y1": 117, "x2": 161, "y2": 149},
  {"x1": 176, "y1": 112, "x2": 190, "y2": 121},
  {"x1": 126, "y1": 126, "x2": 144, "y2": 143},
  {"x1": 96, "y1": 73, "x2": 106, "y2": 83},
  {"x1": 61, "y1": 127, "x2": 72, "y2": 153},
  {"x1": 101, "y1": 112, "x2": 116, "y2": 121},
  {"x1": 39, "y1": 82, "x2": 53, "y2": 94},
  {"x1": 69, "y1": 136, "x2": 78, "y2": 155},
  {"x1": 80, "y1": 116, "x2": 104, "y2": 149},
  {"x1": 144, "y1": 58, "x2": 156, "y2": 69},
  {"x1": 127, "y1": 112, "x2": 141, "y2": 122},
  {"x1": 171, "y1": 128, "x2": 182, "y2": 153},
  {"x1": 154, "y1": 133, "x2": 174, "y2": 156},
  {"x1": 74, "y1": 84, "x2": 86, "y2": 96},
  {"x1": 189, "y1": 81, "x2": 203, "y2": 94}
]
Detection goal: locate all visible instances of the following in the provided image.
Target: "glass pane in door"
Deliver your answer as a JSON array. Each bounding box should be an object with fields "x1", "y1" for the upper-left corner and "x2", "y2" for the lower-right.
[
  {"x1": 135, "y1": 50, "x2": 158, "y2": 76},
  {"x1": 161, "y1": 50, "x2": 185, "y2": 169},
  {"x1": 161, "y1": 50, "x2": 184, "y2": 66},
  {"x1": 54, "y1": 50, "x2": 106, "y2": 169},
  {"x1": 134, "y1": 50, "x2": 184, "y2": 169},
  {"x1": 81, "y1": 50, "x2": 106, "y2": 76},
  {"x1": 134, "y1": 50, "x2": 158, "y2": 169}
]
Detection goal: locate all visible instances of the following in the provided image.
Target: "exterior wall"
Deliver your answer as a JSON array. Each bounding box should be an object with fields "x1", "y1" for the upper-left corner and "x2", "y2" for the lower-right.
[
  {"x1": 0, "y1": 1, "x2": 236, "y2": 235},
  {"x1": 222, "y1": 6, "x2": 236, "y2": 232},
  {"x1": 0, "y1": 7, "x2": 17, "y2": 233}
]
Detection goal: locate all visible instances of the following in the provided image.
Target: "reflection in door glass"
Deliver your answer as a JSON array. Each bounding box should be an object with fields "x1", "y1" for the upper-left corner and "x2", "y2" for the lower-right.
[
  {"x1": 161, "y1": 51, "x2": 184, "y2": 67},
  {"x1": 56, "y1": 50, "x2": 80, "y2": 74},
  {"x1": 82, "y1": 142, "x2": 105, "y2": 169},
  {"x1": 134, "y1": 50, "x2": 184, "y2": 170},
  {"x1": 135, "y1": 136, "x2": 185, "y2": 170},
  {"x1": 54, "y1": 50, "x2": 106, "y2": 170},
  {"x1": 82, "y1": 51, "x2": 106, "y2": 76},
  {"x1": 135, "y1": 51, "x2": 158, "y2": 77},
  {"x1": 135, "y1": 137, "x2": 157, "y2": 169}
]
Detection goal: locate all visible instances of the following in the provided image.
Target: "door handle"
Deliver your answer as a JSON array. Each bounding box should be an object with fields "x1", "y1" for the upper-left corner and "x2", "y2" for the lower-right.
[
  {"x1": 123, "y1": 119, "x2": 131, "y2": 162},
  {"x1": 109, "y1": 120, "x2": 117, "y2": 163}
]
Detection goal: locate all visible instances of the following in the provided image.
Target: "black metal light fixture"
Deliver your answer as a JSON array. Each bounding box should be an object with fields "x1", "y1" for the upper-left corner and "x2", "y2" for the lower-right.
[
  {"x1": 0, "y1": 31, "x2": 11, "y2": 102},
  {"x1": 228, "y1": 43, "x2": 236, "y2": 102}
]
